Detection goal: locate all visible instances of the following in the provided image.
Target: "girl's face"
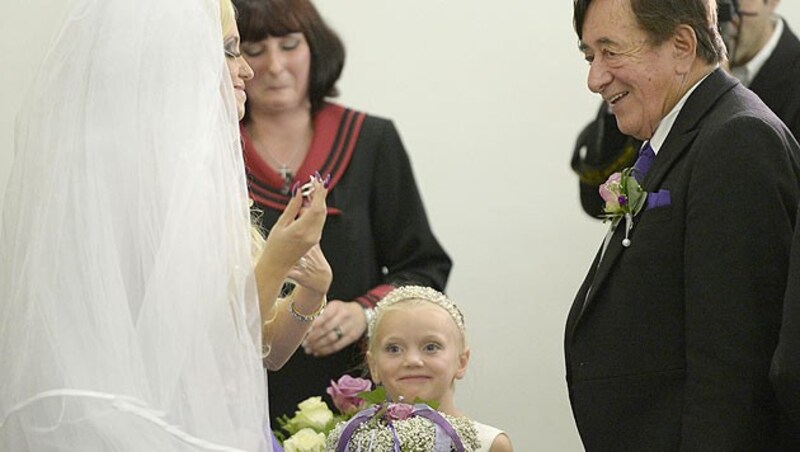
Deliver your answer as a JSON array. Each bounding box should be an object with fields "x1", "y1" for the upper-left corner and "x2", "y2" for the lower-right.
[
  {"x1": 240, "y1": 33, "x2": 312, "y2": 115},
  {"x1": 367, "y1": 302, "x2": 469, "y2": 412},
  {"x1": 224, "y1": 26, "x2": 254, "y2": 120}
]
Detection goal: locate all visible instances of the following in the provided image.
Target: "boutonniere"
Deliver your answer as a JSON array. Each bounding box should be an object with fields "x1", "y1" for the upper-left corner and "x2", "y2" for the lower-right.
[{"x1": 599, "y1": 168, "x2": 648, "y2": 247}]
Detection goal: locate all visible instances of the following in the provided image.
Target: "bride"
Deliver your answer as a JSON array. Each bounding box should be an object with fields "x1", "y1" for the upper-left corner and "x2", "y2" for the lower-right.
[{"x1": 0, "y1": 0, "x2": 327, "y2": 450}]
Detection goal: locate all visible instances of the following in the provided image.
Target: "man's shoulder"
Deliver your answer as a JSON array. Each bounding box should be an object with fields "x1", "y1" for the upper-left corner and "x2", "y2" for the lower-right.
[
  {"x1": 778, "y1": 19, "x2": 800, "y2": 54},
  {"x1": 757, "y1": 20, "x2": 800, "y2": 81}
]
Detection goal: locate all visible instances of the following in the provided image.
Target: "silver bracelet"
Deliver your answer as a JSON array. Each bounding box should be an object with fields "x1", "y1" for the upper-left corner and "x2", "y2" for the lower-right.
[{"x1": 289, "y1": 295, "x2": 327, "y2": 322}]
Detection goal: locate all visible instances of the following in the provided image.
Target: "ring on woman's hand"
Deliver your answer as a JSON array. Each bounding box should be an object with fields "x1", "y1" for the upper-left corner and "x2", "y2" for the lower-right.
[
  {"x1": 333, "y1": 326, "x2": 343, "y2": 341},
  {"x1": 297, "y1": 257, "x2": 308, "y2": 269}
]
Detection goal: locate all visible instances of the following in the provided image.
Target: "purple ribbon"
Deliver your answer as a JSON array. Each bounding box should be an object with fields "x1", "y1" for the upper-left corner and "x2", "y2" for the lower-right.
[
  {"x1": 334, "y1": 405, "x2": 379, "y2": 452},
  {"x1": 270, "y1": 431, "x2": 284, "y2": 452},
  {"x1": 389, "y1": 422, "x2": 402, "y2": 451},
  {"x1": 412, "y1": 404, "x2": 465, "y2": 452}
]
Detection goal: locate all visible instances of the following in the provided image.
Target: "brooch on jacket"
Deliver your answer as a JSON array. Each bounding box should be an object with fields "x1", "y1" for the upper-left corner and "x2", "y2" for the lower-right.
[{"x1": 599, "y1": 168, "x2": 672, "y2": 247}]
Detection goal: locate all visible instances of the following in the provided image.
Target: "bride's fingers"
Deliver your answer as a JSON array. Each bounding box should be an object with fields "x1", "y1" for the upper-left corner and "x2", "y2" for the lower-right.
[
  {"x1": 276, "y1": 186, "x2": 304, "y2": 226},
  {"x1": 303, "y1": 179, "x2": 328, "y2": 212},
  {"x1": 298, "y1": 174, "x2": 329, "y2": 207}
]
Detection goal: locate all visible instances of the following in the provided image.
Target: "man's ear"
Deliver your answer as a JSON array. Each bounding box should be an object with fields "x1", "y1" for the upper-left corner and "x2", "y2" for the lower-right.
[
  {"x1": 455, "y1": 347, "x2": 471, "y2": 380},
  {"x1": 672, "y1": 24, "x2": 698, "y2": 73},
  {"x1": 366, "y1": 350, "x2": 380, "y2": 384}
]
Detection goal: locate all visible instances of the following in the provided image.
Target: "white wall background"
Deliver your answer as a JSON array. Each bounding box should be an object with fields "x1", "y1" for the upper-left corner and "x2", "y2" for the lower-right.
[{"x1": 3, "y1": 1, "x2": 800, "y2": 450}]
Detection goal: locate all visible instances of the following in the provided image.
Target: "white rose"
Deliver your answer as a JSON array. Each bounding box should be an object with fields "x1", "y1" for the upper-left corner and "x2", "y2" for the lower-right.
[
  {"x1": 284, "y1": 428, "x2": 326, "y2": 452},
  {"x1": 288, "y1": 396, "x2": 334, "y2": 431}
]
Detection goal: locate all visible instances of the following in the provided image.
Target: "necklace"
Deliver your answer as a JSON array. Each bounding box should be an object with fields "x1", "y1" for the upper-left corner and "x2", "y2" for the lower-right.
[
  {"x1": 261, "y1": 146, "x2": 304, "y2": 195},
  {"x1": 248, "y1": 123, "x2": 313, "y2": 195}
]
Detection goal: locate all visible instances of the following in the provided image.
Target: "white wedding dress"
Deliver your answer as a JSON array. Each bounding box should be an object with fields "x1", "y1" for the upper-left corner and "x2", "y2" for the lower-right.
[{"x1": 0, "y1": 0, "x2": 270, "y2": 450}]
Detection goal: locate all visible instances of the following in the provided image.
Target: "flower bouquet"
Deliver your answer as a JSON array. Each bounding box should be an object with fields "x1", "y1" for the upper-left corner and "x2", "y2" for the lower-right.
[
  {"x1": 274, "y1": 375, "x2": 372, "y2": 452},
  {"x1": 276, "y1": 376, "x2": 479, "y2": 451},
  {"x1": 324, "y1": 387, "x2": 479, "y2": 452}
]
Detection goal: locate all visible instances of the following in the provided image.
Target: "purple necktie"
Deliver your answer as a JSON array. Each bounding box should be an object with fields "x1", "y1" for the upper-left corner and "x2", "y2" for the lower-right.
[{"x1": 632, "y1": 142, "x2": 655, "y2": 183}]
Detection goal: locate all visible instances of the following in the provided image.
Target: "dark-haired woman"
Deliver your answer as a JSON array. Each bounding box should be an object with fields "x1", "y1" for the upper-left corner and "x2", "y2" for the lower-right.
[{"x1": 233, "y1": 0, "x2": 452, "y2": 423}]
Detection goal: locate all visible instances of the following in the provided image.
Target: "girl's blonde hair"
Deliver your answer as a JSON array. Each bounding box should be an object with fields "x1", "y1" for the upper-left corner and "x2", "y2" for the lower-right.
[{"x1": 367, "y1": 286, "x2": 467, "y2": 353}]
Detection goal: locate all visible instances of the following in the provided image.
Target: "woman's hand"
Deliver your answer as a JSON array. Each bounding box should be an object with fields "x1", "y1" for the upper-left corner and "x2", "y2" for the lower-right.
[
  {"x1": 303, "y1": 300, "x2": 368, "y2": 357},
  {"x1": 287, "y1": 244, "x2": 331, "y2": 296},
  {"x1": 258, "y1": 175, "x2": 328, "y2": 275}
]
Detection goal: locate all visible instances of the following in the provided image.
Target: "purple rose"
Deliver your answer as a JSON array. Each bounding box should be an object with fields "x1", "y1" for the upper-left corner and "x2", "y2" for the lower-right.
[
  {"x1": 326, "y1": 375, "x2": 372, "y2": 414},
  {"x1": 385, "y1": 403, "x2": 415, "y2": 421},
  {"x1": 599, "y1": 172, "x2": 623, "y2": 212}
]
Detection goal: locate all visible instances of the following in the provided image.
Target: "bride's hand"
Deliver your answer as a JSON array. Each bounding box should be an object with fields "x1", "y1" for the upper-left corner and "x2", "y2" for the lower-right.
[
  {"x1": 259, "y1": 175, "x2": 329, "y2": 274},
  {"x1": 287, "y1": 244, "x2": 332, "y2": 296}
]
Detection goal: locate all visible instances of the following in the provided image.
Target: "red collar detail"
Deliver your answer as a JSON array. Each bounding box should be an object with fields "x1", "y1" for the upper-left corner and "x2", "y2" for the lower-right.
[{"x1": 241, "y1": 103, "x2": 365, "y2": 214}]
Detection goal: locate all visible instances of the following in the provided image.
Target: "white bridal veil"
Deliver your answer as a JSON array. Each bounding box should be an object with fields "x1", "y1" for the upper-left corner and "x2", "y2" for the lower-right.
[{"x1": 0, "y1": 0, "x2": 270, "y2": 450}]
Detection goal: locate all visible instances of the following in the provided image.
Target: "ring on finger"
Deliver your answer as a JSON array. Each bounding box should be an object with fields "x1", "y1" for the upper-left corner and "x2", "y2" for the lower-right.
[{"x1": 333, "y1": 326, "x2": 343, "y2": 341}]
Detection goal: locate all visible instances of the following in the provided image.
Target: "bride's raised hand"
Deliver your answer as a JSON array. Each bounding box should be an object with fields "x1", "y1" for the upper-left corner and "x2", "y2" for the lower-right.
[{"x1": 259, "y1": 174, "x2": 329, "y2": 274}]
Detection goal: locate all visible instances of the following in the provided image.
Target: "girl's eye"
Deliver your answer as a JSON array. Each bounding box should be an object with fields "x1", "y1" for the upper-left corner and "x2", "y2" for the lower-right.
[
  {"x1": 423, "y1": 343, "x2": 442, "y2": 353},
  {"x1": 385, "y1": 344, "x2": 401, "y2": 354},
  {"x1": 225, "y1": 49, "x2": 240, "y2": 59}
]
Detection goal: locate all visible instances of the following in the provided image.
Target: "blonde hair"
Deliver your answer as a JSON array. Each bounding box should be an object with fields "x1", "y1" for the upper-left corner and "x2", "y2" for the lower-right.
[
  {"x1": 367, "y1": 286, "x2": 467, "y2": 353},
  {"x1": 220, "y1": 0, "x2": 235, "y2": 35}
]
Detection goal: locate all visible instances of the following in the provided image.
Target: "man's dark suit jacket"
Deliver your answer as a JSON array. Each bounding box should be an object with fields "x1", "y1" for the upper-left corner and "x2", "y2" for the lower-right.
[
  {"x1": 772, "y1": 205, "x2": 800, "y2": 429},
  {"x1": 749, "y1": 19, "x2": 800, "y2": 139},
  {"x1": 565, "y1": 69, "x2": 800, "y2": 450},
  {"x1": 573, "y1": 19, "x2": 800, "y2": 218}
]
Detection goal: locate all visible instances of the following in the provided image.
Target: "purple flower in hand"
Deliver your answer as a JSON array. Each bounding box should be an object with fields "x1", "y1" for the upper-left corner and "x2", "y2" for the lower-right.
[{"x1": 326, "y1": 375, "x2": 372, "y2": 414}]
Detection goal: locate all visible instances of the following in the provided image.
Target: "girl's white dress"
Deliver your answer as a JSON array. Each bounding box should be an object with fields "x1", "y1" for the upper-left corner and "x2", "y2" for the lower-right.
[{"x1": 472, "y1": 421, "x2": 506, "y2": 452}]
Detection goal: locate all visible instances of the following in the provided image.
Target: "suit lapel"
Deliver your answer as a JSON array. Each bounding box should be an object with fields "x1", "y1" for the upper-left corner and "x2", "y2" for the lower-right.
[
  {"x1": 646, "y1": 69, "x2": 736, "y2": 190},
  {"x1": 571, "y1": 220, "x2": 626, "y2": 328},
  {"x1": 570, "y1": 69, "x2": 738, "y2": 333},
  {"x1": 749, "y1": 22, "x2": 800, "y2": 99}
]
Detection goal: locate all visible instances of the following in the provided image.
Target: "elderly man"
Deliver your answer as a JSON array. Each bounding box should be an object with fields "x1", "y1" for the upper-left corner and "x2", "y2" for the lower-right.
[
  {"x1": 572, "y1": 0, "x2": 800, "y2": 218},
  {"x1": 564, "y1": 0, "x2": 800, "y2": 449}
]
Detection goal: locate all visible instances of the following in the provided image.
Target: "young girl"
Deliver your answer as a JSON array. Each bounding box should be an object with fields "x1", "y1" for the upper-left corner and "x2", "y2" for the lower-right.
[{"x1": 364, "y1": 285, "x2": 513, "y2": 452}]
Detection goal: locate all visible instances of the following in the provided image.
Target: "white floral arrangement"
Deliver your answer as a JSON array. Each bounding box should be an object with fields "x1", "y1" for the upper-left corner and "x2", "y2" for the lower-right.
[
  {"x1": 275, "y1": 375, "x2": 373, "y2": 452},
  {"x1": 323, "y1": 390, "x2": 479, "y2": 452},
  {"x1": 275, "y1": 376, "x2": 479, "y2": 452}
]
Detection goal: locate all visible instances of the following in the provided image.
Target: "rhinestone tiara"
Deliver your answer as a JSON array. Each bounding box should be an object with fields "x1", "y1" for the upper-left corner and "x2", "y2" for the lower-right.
[{"x1": 368, "y1": 285, "x2": 465, "y2": 338}]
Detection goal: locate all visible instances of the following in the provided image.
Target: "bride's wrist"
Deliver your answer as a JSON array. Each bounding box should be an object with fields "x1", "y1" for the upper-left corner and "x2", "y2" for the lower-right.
[
  {"x1": 294, "y1": 283, "x2": 329, "y2": 300},
  {"x1": 288, "y1": 291, "x2": 327, "y2": 322}
]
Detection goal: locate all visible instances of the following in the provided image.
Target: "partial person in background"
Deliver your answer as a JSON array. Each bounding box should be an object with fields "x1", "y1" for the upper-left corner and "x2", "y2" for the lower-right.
[
  {"x1": 565, "y1": 0, "x2": 800, "y2": 449},
  {"x1": 0, "y1": 0, "x2": 329, "y2": 449},
  {"x1": 233, "y1": 0, "x2": 452, "y2": 425},
  {"x1": 772, "y1": 203, "x2": 800, "y2": 433},
  {"x1": 571, "y1": 0, "x2": 800, "y2": 217}
]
